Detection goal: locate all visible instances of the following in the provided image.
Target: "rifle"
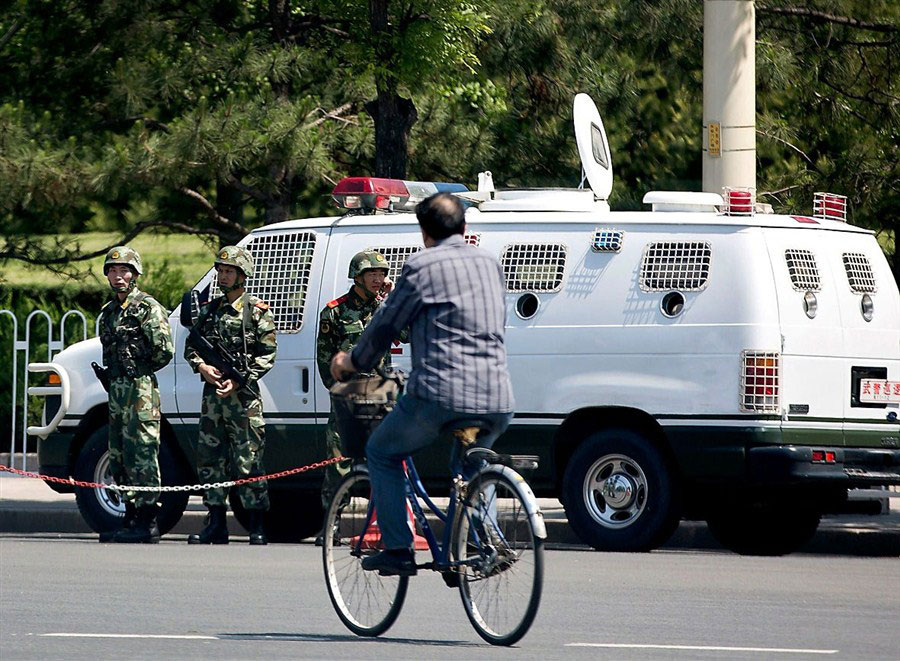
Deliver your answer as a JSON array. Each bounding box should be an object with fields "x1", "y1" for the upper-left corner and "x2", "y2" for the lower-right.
[
  {"x1": 91, "y1": 362, "x2": 110, "y2": 393},
  {"x1": 180, "y1": 290, "x2": 248, "y2": 389}
]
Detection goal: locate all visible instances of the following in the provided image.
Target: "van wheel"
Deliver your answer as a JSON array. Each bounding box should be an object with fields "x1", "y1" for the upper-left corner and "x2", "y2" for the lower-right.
[
  {"x1": 706, "y1": 502, "x2": 821, "y2": 556},
  {"x1": 229, "y1": 489, "x2": 323, "y2": 543},
  {"x1": 74, "y1": 425, "x2": 190, "y2": 535},
  {"x1": 562, "y1": 429, "x2": 681, "y2": 551}
]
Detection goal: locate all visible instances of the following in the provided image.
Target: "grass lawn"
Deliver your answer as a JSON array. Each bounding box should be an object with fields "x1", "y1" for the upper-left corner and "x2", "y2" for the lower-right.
[{"x1": 1, "y1": 232, "x2": 217, "y2": 291}]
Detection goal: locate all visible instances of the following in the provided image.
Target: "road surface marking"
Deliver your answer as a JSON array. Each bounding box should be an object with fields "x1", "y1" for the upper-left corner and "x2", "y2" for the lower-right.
[
  {"x1": 42, "y1": 633, "x2": 217, "y2": 640},
  {"x1": 567, "y1": 643, "x2": 838, "y2": 655}
]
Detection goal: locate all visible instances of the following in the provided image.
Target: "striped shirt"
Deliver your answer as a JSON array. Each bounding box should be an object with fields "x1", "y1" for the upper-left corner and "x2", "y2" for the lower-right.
[{"x1": 351, "y1": 233, "x2": 514, "y2": 414}]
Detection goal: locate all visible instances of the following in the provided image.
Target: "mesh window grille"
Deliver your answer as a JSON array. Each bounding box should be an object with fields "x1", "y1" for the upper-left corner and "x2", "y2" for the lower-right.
[
  {"x1": 784, "y1": 249, "x2": 821, "y2": 292},
  {"x1": 500, "y1": 243, "x2": 567, "y2": 292},
  {"x1": 741, "y1": 351, "x2": 780, "y2": 412},
  {"x1": 842, "y1": 252, "x2": 877, "y2": 293},
  {"x1": 639, "y1": 242, "x2": 711, "y2": 291},
  {"x1": 591, "y1": 228, "x2": 624, "y2": 253},
  {"x1": 369, "y1": 246, "x2": 422, "y2": 281},
  {"x1": 211, "y1": 232, "x2": 316, "y2": 333}
]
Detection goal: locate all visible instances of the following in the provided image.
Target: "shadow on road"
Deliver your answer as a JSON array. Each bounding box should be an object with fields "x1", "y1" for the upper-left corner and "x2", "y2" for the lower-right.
[{"x1": 218, "y1": 632, "x2": 484, "y2": 647}]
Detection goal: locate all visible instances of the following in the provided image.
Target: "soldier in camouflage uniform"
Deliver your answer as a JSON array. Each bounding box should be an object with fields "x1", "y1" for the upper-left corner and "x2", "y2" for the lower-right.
[
  {"x1": 186, "y1": 246, "x2": 277, "y2": 545},
  {"x1": 317, "y1": 250, "x2": 406, "y2": 510},
  {"x1": 97, "y1": 246, "x2": 174, "y2": 544}
]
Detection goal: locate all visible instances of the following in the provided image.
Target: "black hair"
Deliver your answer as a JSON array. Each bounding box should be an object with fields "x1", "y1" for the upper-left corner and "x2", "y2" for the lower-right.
[{"x1": 415, "y1": 193, "x2": 465, "y2": 241}]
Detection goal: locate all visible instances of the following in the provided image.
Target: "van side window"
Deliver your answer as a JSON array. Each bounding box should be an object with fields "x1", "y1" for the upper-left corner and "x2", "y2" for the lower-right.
[
  {"x1": 369, "y1": 246, "x2": 422, "y2": 281},
  {"x1": 784, "y1": 249, "x2": 821, "y2": 292},
  {"x1": 213, "y1": 231, "x2": 317, "y2": 333},
  {"x1": 640, "y1": 242, "x2": 711, "y2": 292},
  {"x1": 842, "y1": 253, "x2": 877, "y2": 293},
  {"x1": 591, "y1": 228, "x2": 624, "y2": 253},
  {"x1": 500, "y1": 243, "x2": 567, "y2": 292}
]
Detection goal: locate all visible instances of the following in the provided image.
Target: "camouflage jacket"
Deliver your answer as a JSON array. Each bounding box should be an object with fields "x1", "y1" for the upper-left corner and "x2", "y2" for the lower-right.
[
  {"x1": 184, "y1": 293, "x2": 277, "y2": 391},
  {"x1": 316, "y1": 288, "x2": 406, "y2": 389},
  {"x1": 98, "y1": 287, "x2": 174, "y2": 378}
]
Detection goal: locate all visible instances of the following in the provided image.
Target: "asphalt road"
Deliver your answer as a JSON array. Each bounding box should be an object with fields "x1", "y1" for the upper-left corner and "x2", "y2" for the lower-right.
[{"x1": 1, "y1": 535, "x2": 898, "y2": 660}]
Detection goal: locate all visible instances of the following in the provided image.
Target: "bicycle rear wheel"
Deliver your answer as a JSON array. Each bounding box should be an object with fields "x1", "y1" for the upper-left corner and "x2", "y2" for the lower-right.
[
  {"x1": 454, "y1": 468, "x2": 544, "y2": 646},
  {"x1": 322, "y1": 469, "x2": 409, "y2": 637}
]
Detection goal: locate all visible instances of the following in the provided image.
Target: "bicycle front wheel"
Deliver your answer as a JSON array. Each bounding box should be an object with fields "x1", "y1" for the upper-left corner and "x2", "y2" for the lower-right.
[
  {"x1": 322, "y1": 469, "x2": 409, "y2": 637},
  {"x1": 454, "y1": 468, "x2": 545, "y2": 646}
]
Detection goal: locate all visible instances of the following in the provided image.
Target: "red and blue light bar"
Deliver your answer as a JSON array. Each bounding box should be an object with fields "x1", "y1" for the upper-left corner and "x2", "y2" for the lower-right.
[{"x1": 332, "y1": 177, "x2": 468, "y2": 212}]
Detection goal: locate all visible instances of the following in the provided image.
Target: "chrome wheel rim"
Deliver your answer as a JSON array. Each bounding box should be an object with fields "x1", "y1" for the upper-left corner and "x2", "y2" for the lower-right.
[
  {"x1": 582, "y1": 453, "x2": 647, "y2": 529},
  {"x1": 93, "y1": 451, "x2": 125, "y2": 516}
]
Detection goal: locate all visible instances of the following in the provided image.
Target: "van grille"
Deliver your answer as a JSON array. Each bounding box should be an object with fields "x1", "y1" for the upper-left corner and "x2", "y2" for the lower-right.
[
  {"x1": 591, "y1": 228, "x2": 623, "y2": 253},
  {"x1": 741, "y1": 352, "x2": 780, "y2": 412},
  {"x1": 501, "y1": 243, "x2": 567, "y2": 292},
  {"x1": 212, "y1": 231, "x2": 316, "y2": 333},
  {"x1": 369, "y1": 245, "x2": 422, "y2": 281},
  {"x1": 639, "y1": 242, "x2": 711, "y2": 291},
  {"x1": 784, "y1": 249, "x2": 821, "y2": 291},
  {"x1": 842, "y1": 253, "x2": 877, "y2": 293}
]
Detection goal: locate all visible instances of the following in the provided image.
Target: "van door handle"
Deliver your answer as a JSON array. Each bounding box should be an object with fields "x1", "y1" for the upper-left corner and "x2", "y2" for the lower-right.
[{"x1": 301, "y1": 367, "x2": 309, "y2": 393}]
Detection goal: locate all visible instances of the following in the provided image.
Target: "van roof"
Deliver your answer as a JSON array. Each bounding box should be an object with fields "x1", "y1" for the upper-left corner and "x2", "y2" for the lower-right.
[{"x1": 256, "y1": 208, "x2": 873, "y2": 236}]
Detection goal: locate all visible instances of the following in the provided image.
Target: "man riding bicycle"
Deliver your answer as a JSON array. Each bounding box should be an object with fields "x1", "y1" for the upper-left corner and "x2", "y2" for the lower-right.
[{"x1": 330, "y1": 192, "x2": 514, "y2": 577}]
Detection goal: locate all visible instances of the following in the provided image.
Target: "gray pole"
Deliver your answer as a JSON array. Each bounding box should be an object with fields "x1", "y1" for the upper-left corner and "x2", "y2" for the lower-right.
[{"x1": 703, "y1": 0, "x2": 756, "y2": 194}]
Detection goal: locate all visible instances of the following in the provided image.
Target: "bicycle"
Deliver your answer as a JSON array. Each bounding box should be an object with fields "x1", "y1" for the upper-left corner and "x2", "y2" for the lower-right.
[{"x1": 321, "y1": 418, "x2": 546, "y2": 646}]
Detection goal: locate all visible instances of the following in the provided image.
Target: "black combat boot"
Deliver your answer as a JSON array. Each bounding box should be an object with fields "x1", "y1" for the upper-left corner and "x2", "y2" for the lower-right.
[
  {"x1": 115, "y1": 504, "x2": 161, "y2": 544},
  {"x1": 188, "y1": 505, "x2": 229, "y2": 544},
  {"x1": 100, "y1": 501, "x2": 136, "y2": 543},
  {"x1": 247, "y1": 510, "x2": 268, "y2": 546}
]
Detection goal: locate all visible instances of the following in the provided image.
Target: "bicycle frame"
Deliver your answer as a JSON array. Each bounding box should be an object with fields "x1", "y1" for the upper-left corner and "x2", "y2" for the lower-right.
[{"x1": 350, "y1": 455, "x2": 489, "y2": 572}]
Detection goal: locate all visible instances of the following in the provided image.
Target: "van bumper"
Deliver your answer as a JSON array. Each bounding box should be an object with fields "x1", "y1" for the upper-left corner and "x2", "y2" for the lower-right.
[
  {"x1": 37, "y1": 430, "x2": 77, "y2": 493},
  {"x1": 748, "y1": 446, "x2": 900, "y2": 487}
]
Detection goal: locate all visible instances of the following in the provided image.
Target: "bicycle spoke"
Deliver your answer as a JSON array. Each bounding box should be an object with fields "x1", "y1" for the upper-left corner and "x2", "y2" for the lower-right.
[
  {"x1": 455, "y1": 470, "x2": 544, "y2": 646},
  {"x1": 323, "y1": 471, "x2": 408, "y2": 637}
]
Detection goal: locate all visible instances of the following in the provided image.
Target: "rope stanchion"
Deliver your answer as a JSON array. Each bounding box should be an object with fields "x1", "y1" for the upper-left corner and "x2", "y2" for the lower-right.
[{"x1": 0, "y1": 457, "x2": 345, "y2": 493}]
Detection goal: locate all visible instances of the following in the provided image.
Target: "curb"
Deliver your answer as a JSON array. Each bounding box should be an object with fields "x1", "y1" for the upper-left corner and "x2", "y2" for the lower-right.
[{"x1": 2, "y1": 506, "x2": 898, "y2": 556}]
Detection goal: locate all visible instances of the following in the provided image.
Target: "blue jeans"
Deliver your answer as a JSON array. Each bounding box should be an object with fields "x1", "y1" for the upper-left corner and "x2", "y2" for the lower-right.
[{"x1": 365, "y1": 394, "x2": 513, "y2": 551}]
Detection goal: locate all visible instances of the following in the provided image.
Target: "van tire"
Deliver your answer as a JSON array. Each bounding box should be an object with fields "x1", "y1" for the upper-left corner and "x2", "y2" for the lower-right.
[
  {"x1": 706, "y1": 502, "x2": 821, "y2": 556},
  {"x1": 74, "y1": 425, "x2": 189, "y2": 536},
  {"x1": 229, "y1": 488, "x2": 323, "y2": 543},
  {"x1": 562, "y1": 429, "x2": 680, "y2": 552}
]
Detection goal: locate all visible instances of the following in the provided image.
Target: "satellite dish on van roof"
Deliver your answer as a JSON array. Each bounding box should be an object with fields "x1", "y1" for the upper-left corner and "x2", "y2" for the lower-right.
[{"x1": 573, "y1": 93, "x2": 613, "y2": 200}]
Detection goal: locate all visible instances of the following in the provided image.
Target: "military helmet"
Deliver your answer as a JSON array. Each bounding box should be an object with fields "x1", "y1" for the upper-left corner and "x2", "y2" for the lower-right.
[
  {"x1": 348, "y1": 250, "x2": 389, "y2": 279},
  {"x1": 103, "y1": 246, "x2": 143, "y2": 276},
  {"x1": 214, "y1": 245, "x2": 254, "y2": 278}
]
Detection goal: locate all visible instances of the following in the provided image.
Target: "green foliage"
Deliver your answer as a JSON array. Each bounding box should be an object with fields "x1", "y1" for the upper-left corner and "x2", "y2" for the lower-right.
[{"x1": 0, "y1": 0, "x2": 896, "y2": 278}]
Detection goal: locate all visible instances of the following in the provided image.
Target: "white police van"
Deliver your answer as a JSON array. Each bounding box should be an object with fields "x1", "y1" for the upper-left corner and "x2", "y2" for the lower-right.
[{"x1": 32, "y1": 95, "x2": 900, "y2": 554}]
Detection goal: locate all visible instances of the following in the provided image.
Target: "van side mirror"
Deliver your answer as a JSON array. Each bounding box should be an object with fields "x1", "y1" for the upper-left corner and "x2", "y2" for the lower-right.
[{"x1": 179, "y1": 291, "x2": 197, "y2": 328}]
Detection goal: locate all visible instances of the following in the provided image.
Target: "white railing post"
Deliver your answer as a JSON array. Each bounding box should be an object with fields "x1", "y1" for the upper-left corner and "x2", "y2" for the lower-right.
[
  {"x1": 1, "y1": 310, "x2": 18, "y2": 467},
  {"x1": 1, "y1": 308, "x2": 90, "y2": 471}
]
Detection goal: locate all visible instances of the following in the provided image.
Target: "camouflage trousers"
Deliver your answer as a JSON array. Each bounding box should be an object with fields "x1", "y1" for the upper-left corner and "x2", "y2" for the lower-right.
[
  {"x1": 321, "y1": 411, "x2": 353, "y2": 508},
  {"x1": 107, "y1": 375, "x2": 161, "y2": 508},
  {"x1": 197, "y1": 385, "x2": 269, "y2": 511}
]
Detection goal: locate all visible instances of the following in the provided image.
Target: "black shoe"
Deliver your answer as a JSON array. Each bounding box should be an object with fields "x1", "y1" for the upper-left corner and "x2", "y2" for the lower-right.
[
  {"x1": 361, "y1": 549, "x2": 417, "y2": 576},
  {"x1": 441, "y1": 570, "x2": 460, "y2": 588},
  {"x1": 247, "y1": 510, "x2": 268, "y2": 546},
  {"x1": 188, "y1": 505, "x2": 229, "y2": 545},
  {"x1": 314, "y1": 533, "x2": 324, "y2": 547},
  {"x1": 100, "y1": 502, "x2": 136, "y2": 543},
  {"x1": 114, "y1": 505, "x2": 160, "y2": 544}
]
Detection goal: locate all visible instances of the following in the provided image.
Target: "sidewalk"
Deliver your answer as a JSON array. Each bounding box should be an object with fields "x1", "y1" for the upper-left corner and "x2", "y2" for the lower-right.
[{"x1": 2, "y1": 472, "x2": 898, "y2": 555}]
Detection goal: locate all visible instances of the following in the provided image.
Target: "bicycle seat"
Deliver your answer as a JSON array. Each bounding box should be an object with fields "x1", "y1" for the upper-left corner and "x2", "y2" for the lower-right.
[{"x1": 439, "y1": 419, "x2": 494, "y2": 447}]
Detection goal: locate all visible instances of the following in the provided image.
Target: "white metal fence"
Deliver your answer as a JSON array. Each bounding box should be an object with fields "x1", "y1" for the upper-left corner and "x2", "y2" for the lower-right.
[{"x1": 1, "y1": 308, "x2": 99, "y2": 471}]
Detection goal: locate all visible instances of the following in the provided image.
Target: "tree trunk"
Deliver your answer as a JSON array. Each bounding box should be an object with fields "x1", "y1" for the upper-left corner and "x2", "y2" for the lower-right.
[
  {"x1": 366, "y1": 0, "x2": 417, "y2": 179},
  {"x1": 215, "y1": 179, "x2": 245, "y2": 247},
  {"x1": 365, "y1": 91, "x2": 417, "y2": 178}
]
